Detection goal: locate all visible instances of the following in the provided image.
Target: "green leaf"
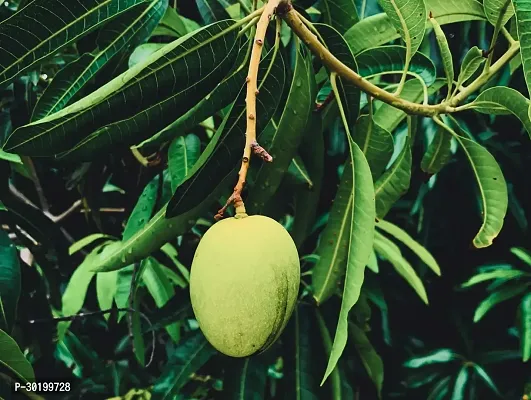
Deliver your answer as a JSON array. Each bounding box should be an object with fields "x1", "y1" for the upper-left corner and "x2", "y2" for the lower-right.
[
  {"x1": 320, "y1": 0, "x2": 359, "y2": 34},
  {"x1": 457, "y1": 46, "x2": 485, "y2": 88},
  {"x1": 469, "y1": 86, "x2": 531, "y2": 138},
  {"x1": 345, "y1": 0, "x2": 486, "y2": 55},
  {"x1": 484, "y1": 0, "x2": 514, "y2": 26},
  {"x1": 0, "y1": 329, "x2": 34, "y2": 383},
  {"x1": 356, "y1": 45, "x2": 437, "y2": 86},
  {"x1": 0, "y1": 149, "x2": 21, "y2": 164},
  {"x1": 68, "y1": 233, "x2": 116, "y2": 255},
  {"x1": 452, "y1": 366, "x2": 469, "y2": 400},
  {"x1": 288, "y1": 156, "x2": 314, "y2": 189},
  {"x1": 312, "y1": 162, "x2": 354, "y2": 304},
  {"x1": 31, "y1": 0, "x2": 167, "y2": 120},
  {"x1": 520, "y1": 292, "x2": 531, "y2": 362},
  {"x1": 196, "y1": 0, "x2": 230, "y2": 24},
  {"x1": 514, "y1": 0, "x2": 531, "y2": 99},
  {"x1": 247, "y1": 43, "x2": 313, "y2": 214},
  {"x1": 151, "y1": 331, "x2": 217, "y2": 398},
  {"x1": 461, "y1": 269, "x2": 525, "y2": 288},
  {"x1": 404, "y1": 349, "x2": 459, "y2": 368},
  {"x1": 421, "y1": 126, "x2": 453, "y2": 175},
  {"x1": 223, "y1": 356, "x2": 268, "y2": 399},
  {"x1": 429, "y1": 16, "x2": 454, "y2": 96},
  {"x1": 0, "y1": 0, "x2": 151, "y2": 87},
  {"x1": 473, "y1": 282, "x2": 531, "y2": 322},
  {"x1": 0, "y1": 230, "x2": 20, "y2": 333},
  {"x1": 154, "y1": 6, "x2": 188, "y2": 38},
  {"x1": 3, "y1": 20, "x2": 240, "y2": 158},
  {"x1": 96, "y1": 270, "x2": 118, "y2": 319},
  {"x1": 321, "y1": 140, "x2": 376, "y2": 384},
  {"x1": 374, "y1": 137, "x2": 411, "y2": 219},
  {"x1": 123, "y1": 175, "x2": 160, "y2": 242},
  {"x1": 375, "y1": 219, "x2": 441, "y2": 276},
  {"x1": 376, "y1": 0, "x2": 427, "y2": 62},
  {"x1": 427, "y1": 376, "x2": 452, "y2": 400},
  {"x1": 349, "y1": 322, "x2": 384, "y2": 397},
  {"x1": 168, "y1": 134, "x2": 201, "y2": 192},
  {"x1": 352, "y1": 115, "x2": 394, "y2": 180},
  {"x1": 166, "y1": 46, "x2": 286, "y2": 217},
  {"x1": 511, "y1": 247, "x2": 531, "y2": 266},
  {"x1": 373, "y1": 231, "x2": 429, "y2": 304},
  {"x1": 443, "y1": 119, "x2": 508, "y2": 248},
  {"x1": 472, "y1": 364, "x2": 501, "y2": 395}
]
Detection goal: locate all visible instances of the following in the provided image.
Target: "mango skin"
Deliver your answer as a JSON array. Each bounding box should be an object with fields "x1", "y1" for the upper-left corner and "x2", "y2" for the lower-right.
[{"x1": 189, "y1": 215, "x2": 300, "y2": 357}]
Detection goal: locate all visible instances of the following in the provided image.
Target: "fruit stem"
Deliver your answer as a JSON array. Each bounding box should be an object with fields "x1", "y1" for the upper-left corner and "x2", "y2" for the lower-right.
[{"x1": 215, "y1": 0, "x2": 277, "y2": 221}]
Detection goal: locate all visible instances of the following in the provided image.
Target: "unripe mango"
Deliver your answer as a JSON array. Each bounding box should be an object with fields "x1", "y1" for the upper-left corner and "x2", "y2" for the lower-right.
[{"x1": 189, "y1": 214, "x2": 300, "y2": 357}]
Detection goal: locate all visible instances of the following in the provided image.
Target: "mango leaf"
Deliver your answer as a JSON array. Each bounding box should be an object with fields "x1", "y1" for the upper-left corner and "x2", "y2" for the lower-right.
[
  {"x1": 345, "y1": 0, "x2": 486, "y2": 55},
  {"x1": 69, "y1": 233, "x2": 116, "y2": 255},
  {"x1": 141, "y1": 257, "x2": 179, "y2": 342},
  {"x1": 32, "y1": 0, "x2": 167, "y2": 121},
  {"x1": 315, "y1": 23, "x2": 361, "y2": 131},
  {"x1": 374, "y1": 137, "x2": 411, "y2": 220},
  {"x1": 472, "y1": 364, "x2": 501, "y2": 395},
  {"x1": 457, "y1": 46, "x2": 485, "y2": 88},
  {"x1": 469, "y1": 86, "x2": 531, "y2": 138},
  {"x1": 312, "y1": 162, "x2": 354, "y2": 304},
  {"x1": 196, "y1": 0, "x2": 230, "y2": 24},
  {"x1": 428, "y1": 376, "x2": 452, "y2": 400},
  {"x1": 223, "y1": 356, "x2": 268, "y2": 399},
  {"x1": 461, "y1": 270, "x2": 525, "y2": 288},
  {"x1": 0, "y1": 230, "x2": 20, "y2": 333},
  {"x1": 349, "y1": 322, "x2": 384, "y2": 397},
  {"x1": 247, "y1": 42, "x2": 313, "y2": 214},
  {"x1": 452, "y1": 366, "x2": 469, "y2": 399},
  {"x1": 166, "y1": 46, "x2": 286, "y2": 217},
  {"x1": 375, "y1": 219, "x2": 441, "y2": 276},
  {"x1": 484, "y1": 0, "x2": 514, "y2": 26},
  {"x1": 356, "y1": 45, "x2": 437, "y2": 86},
  {"x1": 123, "y1": 175, "x2": 160, "y2": 242},
  {"x1": 373, "y1": 231, "x2": 429, "y2": 304},
  {"x1": 421, "y1": 126, "x2": 453, "y2": 175},
  {"x1": 282, "y1": 304, "x2": 321, "y2": 400},
  {"x1": 320, "y1": 0, "x2": 359, "y2": 33},
  {"x1": 168, "y1": 134, "x2": 201, "y2": 192},
  {"x1": 154, "y1": 6, "x2": 188, "y2": 38},
  {"x1": 473, "y1": 281, "x2": 531, "y2": 322},
  {"x1": 321, "y1": 135, "x2": 376, "y2": 383},
  {"x1": 288, "y1": 156, "x2": 314, "y2": 188},
  {"x1": 442, "y1": 119, "x2": 508, "y2": 248},
  {"x1": 151, "y1": 331, "x2": 217, "y2": 398},
  {"x1": 514, "y1": 0, "x2": 531, "y2": 99},
  {"x1": 0, "y1": 0, "x2": 151, "y2": 87},
  {"x1": 404, "y1": 349, "x2": 459, "y2": 368},
  {"x1": 352, "y1": 114, "x2": 394, "y2": 180},
  {"x1": 3, "y1": 20, "x2": 240, "y2": 158},
  {"x1": 511, "y1": 247, "x2": 531, "y2": 266},
  {"x1": 429, "y1": 16, "x2": 454, "y2": 96},
  {"x1": 0, "y1": 329, "x2": 35, "y2": 383},
  {"x1": 521, "y1": 292, "x2": 531, "y2": 362}
]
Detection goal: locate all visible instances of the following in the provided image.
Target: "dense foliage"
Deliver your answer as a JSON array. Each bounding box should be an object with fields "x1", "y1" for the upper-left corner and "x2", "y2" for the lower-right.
[{"x1": 0, "y1": 0, "x2": 530, "y2": 399}]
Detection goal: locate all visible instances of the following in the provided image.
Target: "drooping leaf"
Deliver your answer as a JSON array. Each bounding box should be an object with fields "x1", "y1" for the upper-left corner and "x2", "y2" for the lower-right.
[
  {"x1": 223, "y1": 356, "x2": 268, "y2": 399},
  {"x1": 0, "y1": 230, "x2": 20, "y2": 333},
  {"x1": 520, "y1": 292, "x2": 531, "y2": 362},
  {"x1": 320, "y1": 0, "x2": 359, "y2": 34},
  {"x1": 3, "y1": 20, "x2": 241, "y2": 158},
  {"x1": 427, "y1": 376, "x2": 452, "y2": 400},
  {"x1": 32, "y1": 0, "x2": 168, "y2": 120},
  {"x1": 196, "y1": 0, "x2": 231, "y2": 25},
  {"x1": 461, "y1": 269, "x2": 525, "y2": 288},
  {"x1": 0, "y1": 0, "x2": 151, "y2": 87},
  {"x1": 166, "y1": 46, "x2": 286, "y2": 217},
  {"x1": 473, "y1": 281, "x2": 531, "y2": 322},
  {"x1": 345, "y1": 0, "x2": 486, "y2": 55},
  {"x1": 404, "y1": 349, "x2": 459, "y2": 368},
  {"x1": 355, "y1": 45, "x2": 437, "y2": 86},
  {"x1": 514, "y1": 0, "x2": 531, "y2": 99},
  {"x1": 429, "y1": 16, "x2": 454, "y2": 96},
  {"x1": 469, "y1": 86, "x2": 531, "y2": 138},
  {"x1": 452, "y1": 366, "x2": 469, "y2": 400},
  {"x1": 375, "y1": 219, "x2": 441, "y2": 276},
  {"x1": 68, "y1": 233, "x2": 117, "y2": 255},
  {"x1": 352, "y1": 114, "x2": 394, "y2": 180},
  {"x1": 373, "y1": 231, "x2": 429, "y2": 304},
  {"x1": 472, "y1": 364, "x2": 501, "y2": 395},
  {"x1": 421, "y1": 126, "x2": 453, "y2": 175},
  {"x1": 168, "y1": 134, "x2": 201, "y2": 192},
  {"x1": 151, "y1": 331, "x2": 217, "y2": 398},
  {"x1": 442, "y1": 118, "x2": 508, "y2": 248},
  {"x1": 484, "y1": 0, "x2": 514, "y2": 26},
  {"x1": 0, "y1": 329, "x2": 35, "y2": 383},
  {"x1": 247, "y1": 42, "x2": 313, "y2": 214},
  {"x1": 374, "y1": 137, "x2": 411, "y2": 220},
  {"x1": 96, "y1": 270, "x2": 118, "y2": 318},
  {"x1": 123, "y1": 175, "x2": 160, "y2": 242},
  {"x1": 457, "y1": 46, "x2": 485, "y2": 88},
  {"x1": 288, "y1": 156, "x2": 314, "y2": 189},
  {"x1": 511, "y1": 247, "x2": 531, "y2": 266}
]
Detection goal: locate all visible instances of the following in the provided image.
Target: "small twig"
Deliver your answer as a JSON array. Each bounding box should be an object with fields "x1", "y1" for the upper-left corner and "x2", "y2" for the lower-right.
[
  {"x1": 22, "y1": 156, "x2": 49, "y2": 213},
  {"x1": 79, "y1": 207, "x2": 126, "y2": 213},
  {"x1": 215, "y1": 0, "x2": 278, "y2": 220}
]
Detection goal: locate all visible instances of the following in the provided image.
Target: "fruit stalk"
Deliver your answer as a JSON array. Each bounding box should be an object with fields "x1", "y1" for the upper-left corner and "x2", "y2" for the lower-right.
[{"x1": 215, "y1": 0, "x2": 277, "y2": 220}]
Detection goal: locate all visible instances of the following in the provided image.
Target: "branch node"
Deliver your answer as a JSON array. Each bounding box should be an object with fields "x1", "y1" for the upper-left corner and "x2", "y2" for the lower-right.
[
  {"x1": 251, "y1": 141, "x2": 273, "y2": 162},
  {"x1": 248, "y1": 113, "x2": 255, "y2": 120}
]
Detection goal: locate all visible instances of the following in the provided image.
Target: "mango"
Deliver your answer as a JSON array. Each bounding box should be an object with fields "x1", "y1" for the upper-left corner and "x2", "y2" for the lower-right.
[{"x1": 189, "y1": 214, "x2": 300, "y2": 357}]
